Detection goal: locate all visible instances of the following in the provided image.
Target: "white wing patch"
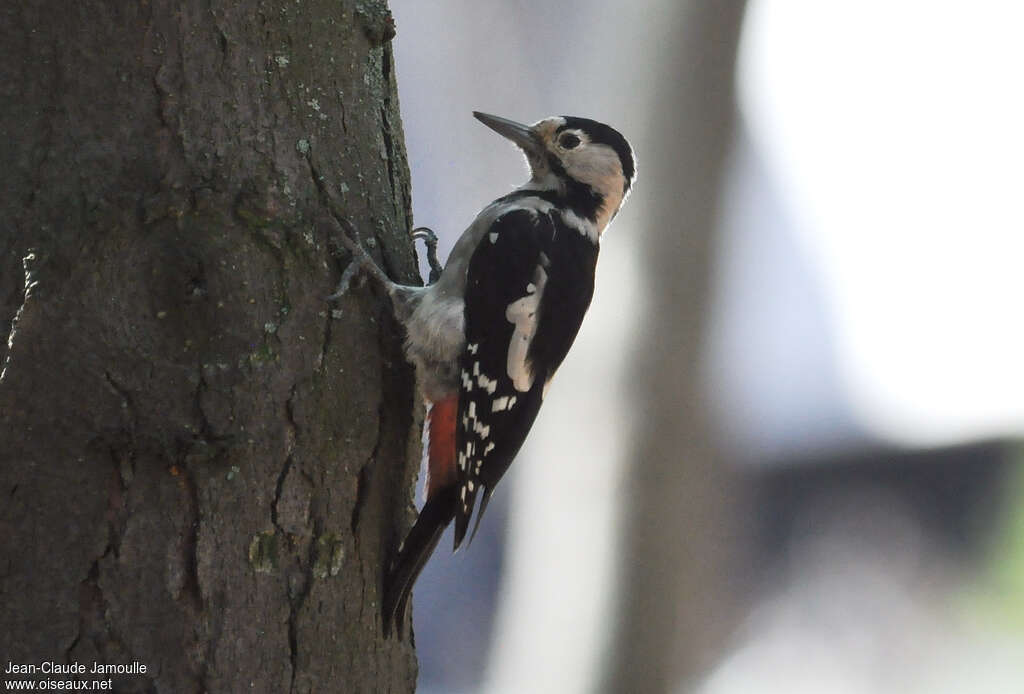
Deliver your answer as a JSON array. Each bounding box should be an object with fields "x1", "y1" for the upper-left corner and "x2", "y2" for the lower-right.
[
  {"x1": 491, "y1": 395, "x2": 517, "y2": 412},
  {"x1": 477, "y1": 372, "x2": 498, "y2": 394},
  {"x1": 504, "y1": 262, "x2": 549, "y2": 392}
]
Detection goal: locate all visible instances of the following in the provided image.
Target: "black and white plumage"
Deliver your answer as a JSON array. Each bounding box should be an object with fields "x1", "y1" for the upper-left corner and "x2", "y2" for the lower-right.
[
  {"x1": 330, "y1": 112, "x2": 636, "y2": 637},
  {"x1": 454, "y1": 205, "x2": 600, "y2": 545}
]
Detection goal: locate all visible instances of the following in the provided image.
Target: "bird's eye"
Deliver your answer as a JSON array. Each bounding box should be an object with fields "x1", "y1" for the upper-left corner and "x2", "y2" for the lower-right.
[{"x1": 559, "y1": 133, "x2": 581, "y2": 150}]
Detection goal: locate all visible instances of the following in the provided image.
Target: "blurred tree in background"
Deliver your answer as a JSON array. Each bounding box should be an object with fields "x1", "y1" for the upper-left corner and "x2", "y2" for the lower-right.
[{"x1": 600, "y1": 3, "x2": 748, "y2": 692}]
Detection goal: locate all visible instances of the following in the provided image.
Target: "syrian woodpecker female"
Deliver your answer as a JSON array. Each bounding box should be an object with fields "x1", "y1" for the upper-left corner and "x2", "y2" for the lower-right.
[{"x1": 331, "y1": 111, "x2": 636, "y2": 636}]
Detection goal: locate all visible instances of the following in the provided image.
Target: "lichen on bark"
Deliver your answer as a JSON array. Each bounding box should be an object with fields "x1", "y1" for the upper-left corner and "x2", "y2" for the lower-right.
[{"x1": 0, "y1": 1, "x2": 421, "y2": 691}]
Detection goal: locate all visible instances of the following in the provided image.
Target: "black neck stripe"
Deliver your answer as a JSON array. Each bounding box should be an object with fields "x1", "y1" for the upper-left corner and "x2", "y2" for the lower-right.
[
  {"x1": 545, "y1": 154, "x2": 604, "y2": 221},
  {"x1": 498, "y1": 178, "x2": 604, "y2": 223}
]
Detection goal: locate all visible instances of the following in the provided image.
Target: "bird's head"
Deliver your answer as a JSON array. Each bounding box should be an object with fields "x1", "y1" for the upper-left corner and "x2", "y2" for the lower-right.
[{"x1": 474, "y1": 111, "x2": 636, "y2": 231}]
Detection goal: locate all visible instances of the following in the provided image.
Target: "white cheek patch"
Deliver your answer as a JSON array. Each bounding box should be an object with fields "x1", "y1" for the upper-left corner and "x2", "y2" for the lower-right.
[
  {"x1": 565, "y1": 143, "x2": 622, "y2": 186},
  {"x1": 564, "y1": 144, "x2": 626, "y2": 232},
  {"x1": 504, "y1": 262, "x2": 549, "y2": 392}
]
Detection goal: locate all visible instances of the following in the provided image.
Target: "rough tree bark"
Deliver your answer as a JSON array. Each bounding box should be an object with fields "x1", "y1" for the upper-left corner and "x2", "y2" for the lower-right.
[{"x1": 1, "y1": 1, "x2": 421, "y2": 691}]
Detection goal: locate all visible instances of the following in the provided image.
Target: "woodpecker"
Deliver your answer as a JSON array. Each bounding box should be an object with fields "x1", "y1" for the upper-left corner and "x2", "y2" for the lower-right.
[{"x1": 331, "y1": 111, "x2": 636, "y2": 637}]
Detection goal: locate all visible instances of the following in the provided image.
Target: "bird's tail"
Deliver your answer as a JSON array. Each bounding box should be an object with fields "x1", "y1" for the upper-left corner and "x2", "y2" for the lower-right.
[{"x1": 382, "y1": 484, "x2": 457, "y2": 638}]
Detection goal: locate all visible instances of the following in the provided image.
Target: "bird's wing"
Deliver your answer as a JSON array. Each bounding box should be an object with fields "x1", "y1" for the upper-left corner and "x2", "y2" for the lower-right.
[{"x1": 453, "y1": 207, "x2": 598, "y2": 547}]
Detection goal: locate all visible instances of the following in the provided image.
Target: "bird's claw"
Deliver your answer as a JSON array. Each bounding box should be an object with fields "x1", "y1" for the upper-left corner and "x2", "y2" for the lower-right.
[
  {"x1": 324, "y1": 216, "x2": 391, "y2": 301},
  {"x1": 412, "y1": 226, "x2": 443, "y2": 284},
  {"x1": 323, "y1": 217, "x2": 441, "y2": 300},
  {"x1": 326, "y1": 258, "x2": 365, "y2": 301}
]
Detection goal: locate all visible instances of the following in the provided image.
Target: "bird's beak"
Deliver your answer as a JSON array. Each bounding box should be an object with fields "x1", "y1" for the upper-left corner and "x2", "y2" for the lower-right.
[{"x1": 473, "y1": 111, "x2": 543, "y2": 157}]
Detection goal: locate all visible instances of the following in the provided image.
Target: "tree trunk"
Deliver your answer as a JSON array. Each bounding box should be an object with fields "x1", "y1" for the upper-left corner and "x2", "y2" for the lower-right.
[{"x1": 1, "y1": 1, "x2": 420, "y2": 691}]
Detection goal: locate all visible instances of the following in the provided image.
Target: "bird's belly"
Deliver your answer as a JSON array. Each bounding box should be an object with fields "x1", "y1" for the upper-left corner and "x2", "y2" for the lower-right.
[{"x1": 404, "y1": 288, "x2": 465, "y2": 399}]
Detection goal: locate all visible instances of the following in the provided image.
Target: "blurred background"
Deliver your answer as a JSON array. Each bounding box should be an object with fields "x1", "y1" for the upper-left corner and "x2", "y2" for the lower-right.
[{"x1": 389, "y1": 1, "x2": 1024, "y2": 692}]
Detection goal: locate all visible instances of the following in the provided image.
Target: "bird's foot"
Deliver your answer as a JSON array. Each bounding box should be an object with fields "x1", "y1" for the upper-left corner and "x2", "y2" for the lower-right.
[
  {"x1": 412, "y1": 227, "x2": 443, "y2": 284},
  {"x1": 324, "y1": 216, "x2": 393, "y2": 301},
  {"x1": 324, "y1": 218, "x2": 442, "y2": 300}
]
